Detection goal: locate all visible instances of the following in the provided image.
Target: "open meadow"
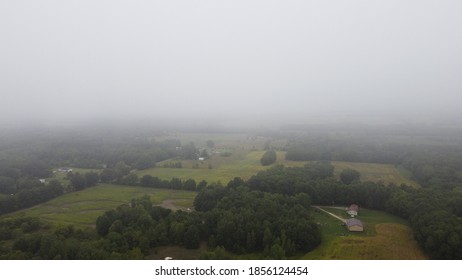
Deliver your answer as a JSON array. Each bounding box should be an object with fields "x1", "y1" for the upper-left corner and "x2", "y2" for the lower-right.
[
  {"x1": 332, "y1": 161, "x2": 420, "y2": 187},
  {"x1": 6, "y1": 184, "x2": 196, "y2": 227},
  {"x1": 135, "y1": 133, "x2": 420, "y2": 186},
  {"x1": 137, "y1": 152, "x2": 418, "y2": 187},
  {"x1": 137, "y1": 150, "x2": 308, "y2": 183}
]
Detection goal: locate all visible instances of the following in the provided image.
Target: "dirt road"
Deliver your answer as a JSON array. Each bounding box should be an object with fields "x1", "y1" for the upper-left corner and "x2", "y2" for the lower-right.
[{"x1": 312, "y1": 206, "x2": 346, "y2": 223}]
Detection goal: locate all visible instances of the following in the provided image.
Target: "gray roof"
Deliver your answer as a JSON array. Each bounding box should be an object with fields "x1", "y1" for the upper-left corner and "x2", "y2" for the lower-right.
[{"x1": 346, "y1": 218, "x2": 363, "y2": 227}]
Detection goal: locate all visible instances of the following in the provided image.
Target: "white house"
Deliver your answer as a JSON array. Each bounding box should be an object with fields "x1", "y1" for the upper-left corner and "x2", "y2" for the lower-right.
[{"x1": 346, "y1": 204, "x2": 359, "y2": 217}]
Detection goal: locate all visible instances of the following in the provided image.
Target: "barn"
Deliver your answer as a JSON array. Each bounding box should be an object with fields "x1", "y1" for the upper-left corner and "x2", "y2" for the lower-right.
[{"x1": 345, "y1": 218, "x2": 364, "y2": 232}]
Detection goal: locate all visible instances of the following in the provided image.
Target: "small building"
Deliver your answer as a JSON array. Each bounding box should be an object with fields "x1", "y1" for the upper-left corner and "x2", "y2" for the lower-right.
[
  {"x1": 58, "y1": 167, "x2": 73, "y2": 173},
  {"x1": 346, "y1": 204, "x2": 359, "y2": 217},
  {"x1": 198, "y1": 157, "x2": 205, "y2": 161},
  {"x1": 345, "y1": 218, "x2": 364, "y2": 232},
  {"x1": 39, "y1": 179, "x2": 46, "y2": 184}
]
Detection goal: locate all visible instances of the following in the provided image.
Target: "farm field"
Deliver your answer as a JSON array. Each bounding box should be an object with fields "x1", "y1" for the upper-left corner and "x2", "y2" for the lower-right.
[
  {"x1": 137, "y1": 150, "x2": 418, "y2": 187},
  {"x1": 303, "y1": 207, "x2": 427, "y2": 259},
  {"x1": 5, "y1": 184, "x2": 196, "y2": 227},
  {"x1": 47, "y1": 133, "x2": 418, "y2": 187},
  {"x1": 331, "y1": 161, "x2": 420, "y2": 187},
  {"x1": 137, "y1": 150, "x2": 306, "y2": 183}
]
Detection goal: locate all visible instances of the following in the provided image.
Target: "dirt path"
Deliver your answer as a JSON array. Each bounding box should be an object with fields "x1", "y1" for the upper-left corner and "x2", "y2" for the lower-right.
[
  {"x1": 158, "y1": 199, "x2": 191, "y2": 212},
  {"x1": 312, "y1": 206, "x2": 346, "y2": 223},
  {"x1": 159, "y1": 199, "x2": 179, "y2": 210}
]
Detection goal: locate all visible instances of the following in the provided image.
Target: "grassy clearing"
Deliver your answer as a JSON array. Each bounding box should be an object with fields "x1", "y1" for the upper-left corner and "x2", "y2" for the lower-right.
[
  {"x1": 137, "y1": 150, "x2": 306, "y2": 184},
  {"x1": 318, "y1": 206, "x2": 409, "y2": 236},
  {"x1": 331, "y1": 161, "x2": 420, "y2": 187},
  {"x1": 137, "y1": 152, "x2": 418, "y2": 187},
  {"x1": 140, "y1": 133, "x2": 419, "y2": 187},
  {"x1": 303, "y1": 207, "x2": 426, "y2": 259},
  {"x1": 6, "y1": 184, "x2": 196, "y2": 227}
]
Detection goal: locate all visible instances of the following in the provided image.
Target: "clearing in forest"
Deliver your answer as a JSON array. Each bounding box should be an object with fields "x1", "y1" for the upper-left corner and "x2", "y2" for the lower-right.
[
  {"x1": 304, "y1": 207, "x2": 427, "y2": 259},
  {"x1": 5, "y1": 184, "x2": 196, "y2": 227}
]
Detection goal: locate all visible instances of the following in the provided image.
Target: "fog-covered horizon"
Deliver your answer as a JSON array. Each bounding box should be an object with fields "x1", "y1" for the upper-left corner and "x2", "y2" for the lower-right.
[{"x1": 1, "y1": 1, "x2": 461, "y2": 127}]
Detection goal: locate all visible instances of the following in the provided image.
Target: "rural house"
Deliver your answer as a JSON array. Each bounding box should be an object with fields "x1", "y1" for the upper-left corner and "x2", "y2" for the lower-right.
[
  {"x1": 345, "y1": 218, "x2": 364, "y2": 232},
  {"x1": 346, "y1": 204, "x2": 359, "y2": 217},
  {"x1": 57, "y1": 167, "x2": 73, "y2": 173}
]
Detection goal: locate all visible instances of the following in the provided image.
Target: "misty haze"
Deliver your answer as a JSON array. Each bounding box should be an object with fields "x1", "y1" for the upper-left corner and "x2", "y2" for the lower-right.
[
  {"x1": 0, "y1": 1, "x2": 462, "y2": 262},
  {"x1": 1, "y1": 1, "x2": 462, "y2": 126}
]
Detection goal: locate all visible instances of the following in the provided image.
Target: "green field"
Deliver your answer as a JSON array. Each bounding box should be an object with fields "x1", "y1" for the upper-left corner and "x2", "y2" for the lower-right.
[
  {"x1": 6, "y1": 184, "x2": 196, "y2": 227},
  {"x1": 137, "y1": 149, "x2": 418, "y2": 187},
  {"x1": 332, "y1": 161, "x2": 420, "y2": 187},
  {"x1": 303, "y1": 207, "x2": 427, "y2": 259},
  {"x1": 137, "y1": 150, "x2": 306, "y2": 183},
  {"x1": 48, "y1": 133, "x2": 417, "y2": 187}
]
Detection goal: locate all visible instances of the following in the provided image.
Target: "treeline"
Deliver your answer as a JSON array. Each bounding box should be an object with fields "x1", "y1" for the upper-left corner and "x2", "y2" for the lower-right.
[
  {"x1": 0, "y1": 170, "x2": 102, "y2": 215},
  {"x1": 0, "y1": 131, "x2": 181, "y2": 180},
  {"x1": 0, "y1": 168, "x2": 208, "y2": 215},
  {"x1": 0, "y1": 127, "x2": 207, "y2": 216},
  {"x1": 400, "y1": 145, "x2": 462, "y2": 189},
  {"x1": 285, "y1": 136, "x2": 462, "y2": 191},
  {"x1": 195, "y1": 186, "x2": 320, "y2": 258},
  {"x1": 0, "y1": 188, "x2": 320, "y2": 259},
  {"x1": 246, "y1": 164, "x2": 462, "y2": 259},
  {"x1": 2, "y1": 163, "x2": 461, "y2": 259},
  {"x1": 0, "y1": 127, "x2": 192, "y2": 202},
  {"x1": 5, "y1": 126, "x2": 185, "y2": 169},
  {"x1": 285, "y1": 137, "x2": 406, "y2": 164},
  {"x1": 260, "y1": 150, "x2": 276, "y2": 166},
  {"x1": 0, "y1": 180, "x2": 64, "y2": 215}
]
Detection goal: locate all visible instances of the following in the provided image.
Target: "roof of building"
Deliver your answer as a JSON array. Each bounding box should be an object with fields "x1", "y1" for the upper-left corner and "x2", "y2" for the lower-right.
[
  {"x1": 346, "y1": 218, "x2": 363, "y2": 228},
  {"x1": 348, "y1": 204, "x2": 359, "y2": 211}
]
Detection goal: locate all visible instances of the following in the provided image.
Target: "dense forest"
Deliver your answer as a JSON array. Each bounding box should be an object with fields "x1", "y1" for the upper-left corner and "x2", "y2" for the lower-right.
[
  {"x1": 0, "y1": 127, "x2": 193, "y2": 215},
  {"x1": 1, "y1": 124, "x2": 462, "y2": 259},
  {"x1": 0, "y1": 178, "x2": 321, "y2": 259}
]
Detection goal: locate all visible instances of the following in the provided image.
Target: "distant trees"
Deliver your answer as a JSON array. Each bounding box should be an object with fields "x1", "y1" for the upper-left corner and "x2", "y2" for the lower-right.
[
  {"x1": 285, "y1": 137, "x2": 404, "y2": 164},
  {"x1": 139, "y1": 175, "x2": 206, "y2": 192},
  {"x1": 0, "y1": 180, "x2": 65, "y2": 215},
  {"x1": 206, "y1": 140, "x2": 215, "y2": 148},
  {"x1": 182, "y1": 142, "x2": 198, "y2": 160},
  {"x1": 69, "y1": 172, "x2": 99, "y2": 191},
  {"x1": 260, "y1": 150, "x2": 276, "y2": 166},
  {"x1": 194, "y1": 186, "x2": 321, "y2": 257},
  {"x1": 339, "y1": 169, "x2": 360, "y2": 185},
  {"x1": 200, "y1": 149, "x2": 209, "y2": 159},
  {"x1": 0, "y1": 176, "x2": 16, "y2": 194}
]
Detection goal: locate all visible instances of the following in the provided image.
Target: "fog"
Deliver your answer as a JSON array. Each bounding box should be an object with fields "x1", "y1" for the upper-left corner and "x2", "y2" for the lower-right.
[{"x1": 1, "y1": 1, "x2": 461, "y2": 127}]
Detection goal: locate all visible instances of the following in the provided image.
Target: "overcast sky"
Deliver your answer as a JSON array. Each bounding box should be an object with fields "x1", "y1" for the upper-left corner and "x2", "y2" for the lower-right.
[{"x1": 1, "y1": 0, "x2": 461, "y2": 126}]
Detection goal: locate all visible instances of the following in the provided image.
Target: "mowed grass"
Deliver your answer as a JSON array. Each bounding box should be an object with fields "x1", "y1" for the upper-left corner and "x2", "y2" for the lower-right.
[
  {"x1": 303, "y1": 207, "x2": 427, "y2": 259},
  {"x1": 6, "y1": 184, "x2": 196, "y2": 227}
]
